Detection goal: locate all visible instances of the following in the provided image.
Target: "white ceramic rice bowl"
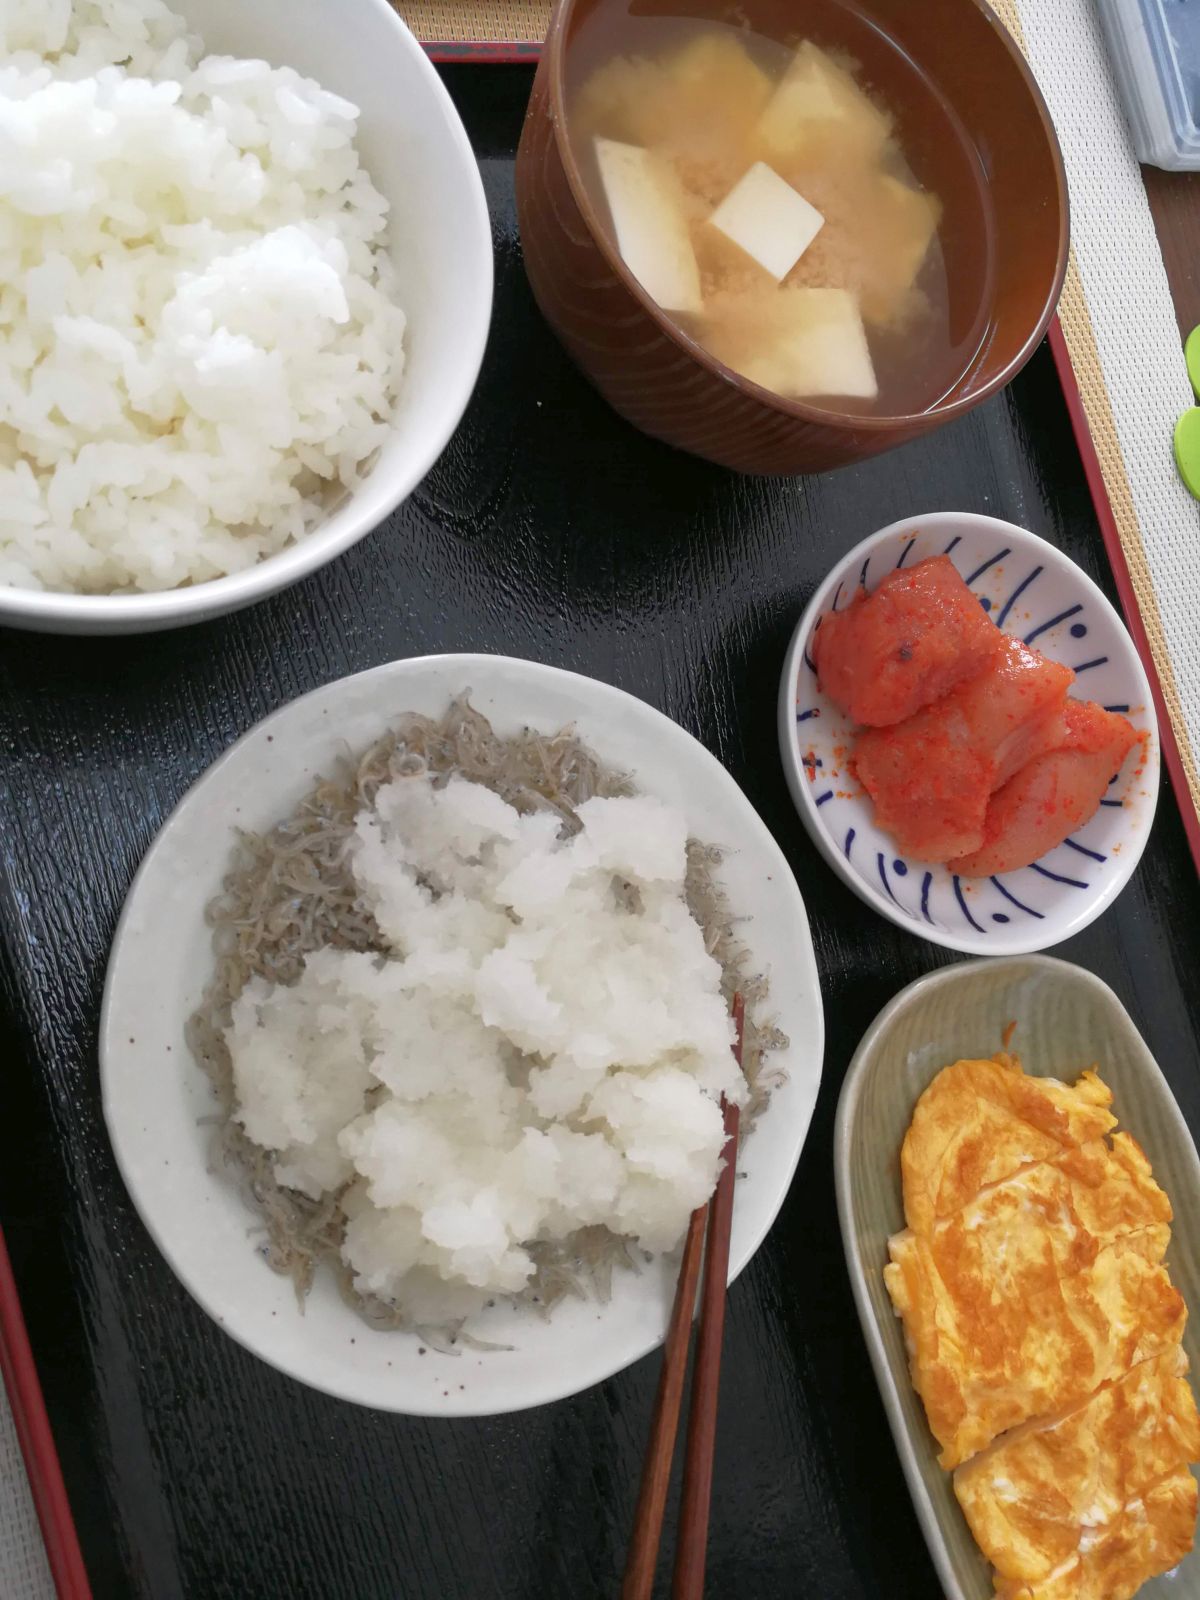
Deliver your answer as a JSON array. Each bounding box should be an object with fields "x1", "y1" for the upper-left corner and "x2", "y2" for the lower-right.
[{"x1": 0, "y1": 0, "x2": 492, "y2": 634}]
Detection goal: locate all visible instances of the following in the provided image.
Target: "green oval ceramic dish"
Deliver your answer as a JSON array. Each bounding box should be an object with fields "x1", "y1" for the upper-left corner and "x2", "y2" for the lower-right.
[{"x1": 834, "y1": 955, "x2": 1200, "y2": 1600}]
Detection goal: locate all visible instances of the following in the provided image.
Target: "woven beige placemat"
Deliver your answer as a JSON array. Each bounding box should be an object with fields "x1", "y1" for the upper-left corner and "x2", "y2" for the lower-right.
[
  {"x1": 398, "y1": 1, "x2": 549, "y2": 42},
  {"x1": 0, "y1": 1387, "x2": 54, "y2": 1600},
  {"x1": 965, "y1": 0, "x2": 1200, "y2": 828}
]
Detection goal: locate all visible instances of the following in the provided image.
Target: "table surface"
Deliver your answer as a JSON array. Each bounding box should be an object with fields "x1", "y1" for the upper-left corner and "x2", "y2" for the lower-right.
[
  {"x1": 2, "y1": 64, "x2": 1199, "y2": 1600},
  {"x1": 1143, "y1": 168, "x2": 1200, "y2": 340}
]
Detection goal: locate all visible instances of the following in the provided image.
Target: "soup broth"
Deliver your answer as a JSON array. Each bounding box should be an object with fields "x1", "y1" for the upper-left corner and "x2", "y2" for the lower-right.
[{"x1": 567, "y1": 0, "x2": 996, "y2": 417}]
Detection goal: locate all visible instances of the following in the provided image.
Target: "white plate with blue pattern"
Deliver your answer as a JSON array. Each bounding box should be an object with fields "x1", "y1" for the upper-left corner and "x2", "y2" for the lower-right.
[{"x1": 778, "y1": 513, "x2": 1160, "y2": 955}]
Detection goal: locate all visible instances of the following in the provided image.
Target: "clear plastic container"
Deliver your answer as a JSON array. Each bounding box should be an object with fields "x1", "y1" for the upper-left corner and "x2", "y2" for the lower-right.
[{"x1": 1096, "y1": 0, "x2": 1200, "y2": 169}]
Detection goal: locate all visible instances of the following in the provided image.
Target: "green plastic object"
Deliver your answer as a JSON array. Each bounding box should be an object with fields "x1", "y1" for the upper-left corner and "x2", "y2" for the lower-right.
[
  {"x1": 1174, "y1": 406, "x2": 1200, "y2": 498},
  {"x1": 1186, "y1": 324, "x2": 1200, "y2": 398}
]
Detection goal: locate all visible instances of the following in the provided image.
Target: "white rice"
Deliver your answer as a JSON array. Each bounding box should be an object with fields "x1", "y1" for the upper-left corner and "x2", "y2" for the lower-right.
[
  {"x1": 0, "y1": 0, "x2": 406, "y2": 593},
  {"x1": 224, "y1": 773, "x2": 744, "y2": 1328}
]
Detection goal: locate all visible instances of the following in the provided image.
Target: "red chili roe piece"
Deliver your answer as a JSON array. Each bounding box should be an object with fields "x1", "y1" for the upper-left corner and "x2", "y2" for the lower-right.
[
  {"x1": 948, "y1": 700, "x2": 1138, "y2": 877},
  {"x1": 814, "y1": 555, "x2": 1002, "y2": 727},
  {"x1": 854, "y1": 637, "x2": 1074, "y2": 861}
]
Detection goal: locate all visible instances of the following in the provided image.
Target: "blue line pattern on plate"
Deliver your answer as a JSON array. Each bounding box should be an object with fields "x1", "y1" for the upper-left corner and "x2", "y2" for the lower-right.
[
  {"x1": 995, "y1": 564, "x2": 1043, "y2": 630},
  {"x1": 1030, "y1": 861, "x2": 1089, "y2": 889},
  {"x1": 991, "y1": 876, "x2": 1045, "y2": 918},
  {"x1": 803, "y1": 617, "x2": 820, "y2": 673},
  {"x1": 1024, "y1": 603, "x2": 1082, "y2": 645},
  {"x1": 1064, "y1": 837, "x2": 1107, "y2": 864},
  {"x1": 796, "y1": 531, "x2": 1140, "y2": 947},
  {"x1": 952, "y1": 875, "x2": 986, "y2": 932},
  {"x1": 964, "y1": 546, "x2": 1011, "y2": 586},
  {"x1": 877, "y1": 853, "x2": 900, "y2": 904}
]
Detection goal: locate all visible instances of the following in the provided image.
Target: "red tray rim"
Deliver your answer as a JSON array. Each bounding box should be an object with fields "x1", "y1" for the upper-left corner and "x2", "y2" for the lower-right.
[
  {"x1": 424, "y1": 41, "x2": 543, "y2": 61},
  {"x1": 0, "y1": 1227, "x2": 92, "y2": 1600}
]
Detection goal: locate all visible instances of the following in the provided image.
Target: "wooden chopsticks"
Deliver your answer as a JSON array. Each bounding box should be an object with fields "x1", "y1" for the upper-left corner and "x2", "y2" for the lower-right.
[{"x1": 621, "y1": 995, "x2": 745, "y2": 1600}]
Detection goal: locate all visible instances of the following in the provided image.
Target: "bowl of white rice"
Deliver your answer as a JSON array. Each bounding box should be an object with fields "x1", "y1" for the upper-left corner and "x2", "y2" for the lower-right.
[{"x1": 0, "y1": 0, "x2": 492, "y2": 633}]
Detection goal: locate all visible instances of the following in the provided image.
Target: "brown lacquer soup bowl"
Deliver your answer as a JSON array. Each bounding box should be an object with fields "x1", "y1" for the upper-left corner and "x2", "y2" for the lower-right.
[{"x1": 515, "y1": 0, "x2": 1068, "y2": 475}]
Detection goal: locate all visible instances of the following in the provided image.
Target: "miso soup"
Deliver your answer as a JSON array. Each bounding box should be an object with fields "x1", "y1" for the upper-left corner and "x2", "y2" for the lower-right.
[{"x1": 567, "y1": 1, "x2": 996, "y2": 416}]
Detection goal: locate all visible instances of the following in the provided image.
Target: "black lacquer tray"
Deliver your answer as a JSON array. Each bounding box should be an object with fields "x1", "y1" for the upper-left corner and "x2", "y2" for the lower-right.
[{"x1": 2, "y1": 63, "x2": 1199, "y2": 1600}]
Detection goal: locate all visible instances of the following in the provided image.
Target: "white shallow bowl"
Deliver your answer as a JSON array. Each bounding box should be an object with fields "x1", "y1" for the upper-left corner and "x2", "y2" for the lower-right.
[
  {"x1": 0, "y1": 0, "x2": 492, "y2": 635},
  {"x1": 778, "y1": 513, "x2": 1159, "y2": 956},
  {"x1": 101, "y1": 654, "x2": 824, "y2": 1415}
]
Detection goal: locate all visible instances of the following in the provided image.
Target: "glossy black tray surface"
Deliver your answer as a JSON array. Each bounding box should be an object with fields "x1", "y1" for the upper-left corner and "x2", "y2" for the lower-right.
[{"x1": 2, "y1": 64, "x2": 1198, "y2": 1600}]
